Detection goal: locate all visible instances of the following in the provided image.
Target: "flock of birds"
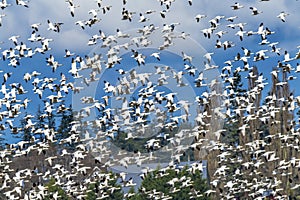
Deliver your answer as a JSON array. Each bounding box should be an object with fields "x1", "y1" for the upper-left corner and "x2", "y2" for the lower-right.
[{"x1": 0, "y1": 0, "x2": 299, "y2": 199}]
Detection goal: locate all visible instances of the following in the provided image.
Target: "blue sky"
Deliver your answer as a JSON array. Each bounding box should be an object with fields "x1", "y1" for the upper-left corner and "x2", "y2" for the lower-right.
[{"x1": 0, "y1": 0, "x2": 300, "y2": 144}]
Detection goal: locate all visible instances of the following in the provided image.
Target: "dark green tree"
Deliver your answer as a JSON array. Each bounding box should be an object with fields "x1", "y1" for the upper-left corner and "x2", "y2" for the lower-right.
[
  {"x1": 221, "y1": 70, "x2": 247, "y2": 146},
  {"x1": 0, "y1": 130, "x2": 5, "y2": 150},
  {"x1": 44, "y1": 102, "x2": 55, "y2": 131},
  {"x1": 86, "y1": 183, "x2": 97, "y2": 200},
  {"x1": 125, "y1": 187, "x2": 143, "y2": 200},
  {"x1": 85, "y1": 172, "x2": 124, "y2": 200},
  {"x1": 46, "y1": 114, "x2": 56, "y2": 130},
  {"x1": 34, "y1": 105, "x2": 46, "y2": 141},
  {"x1": 19, "y1": 113, "x2": 32, "y2": 143},
  {"x1": 56, "y1": 104, "x2": 74, "y2": 141},
  {"x1": 44, "y1": 177, "x2": 69, "y2": 200},
  {"x1": 105, "y1": 173, "x2": 124, "y2": 200},
  {"x1": 138, "y1": 166, "x2": 209, "y2": 200}
]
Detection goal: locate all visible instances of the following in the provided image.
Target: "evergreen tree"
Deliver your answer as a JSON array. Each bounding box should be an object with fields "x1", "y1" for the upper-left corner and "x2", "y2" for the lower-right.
[
  {"x1": 85, "y1": 172, "x2": 124, "y2": 200},
  {"x1": 86, "y1": 183, "x2": 97, "y2": 200},
  {"x1": 44, "y1": 177, "x2": 69, "y2": 200},
  {"x1": 34, "y1": 105, "x2": 46, "y2": 141},
  {"x1": 33, "y1": 104, "x2": 56, "y2": 142},
  {"x1": 0, "y1": 130, "x2": 5, "y2": 150},
  {"x1": 125, "y1": 187, "x2": 143, "y2": 200},
  {"x1": 57, "y1": 104, "x2": 74, "y2": 141},
  {"x1": 45, "y1": 101, "x2": 56, "y2": 131},
  {"x1": 214, "y1": 70, "x2": 248, "y2": 198},
  {"x1": 46, "y1": 114, "x2": 56, "y2": 131},
  {"x1": 138, "y1": 166, "x2": 209, "y2": 200},
  {"x1": 107, "y1": 173, "x2": 124, "y2": 200},
  {"x1": 20, "y1": 118, "x2": 32, "y2": 143},
  {"x1": 222, "y1": 70, "x2": 247, "y2": 146}
]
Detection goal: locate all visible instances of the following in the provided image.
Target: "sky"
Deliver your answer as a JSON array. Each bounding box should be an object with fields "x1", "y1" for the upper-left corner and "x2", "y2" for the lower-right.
[
  {"x1": 0, "y1": 0, "x2": 300, "y2": 144},
  {"x1": 2, "y1": 0, "x2": 300, "y2": 53}
]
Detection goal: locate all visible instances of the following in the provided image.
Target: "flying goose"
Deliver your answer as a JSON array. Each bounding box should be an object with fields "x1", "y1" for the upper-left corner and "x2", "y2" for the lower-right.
[
  {"x1": 250, "y1": 7, "x2": 262, "y2": 15},
  {"x1": 231, "y1": 2, "x2": 244, "y2": 10},
  {"x1": 277, "y1": 11, "x2": 289, "y2": 22}
]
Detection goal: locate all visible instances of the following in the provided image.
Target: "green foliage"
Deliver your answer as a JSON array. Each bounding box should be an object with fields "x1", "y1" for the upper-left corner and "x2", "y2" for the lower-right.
[
  {"x1": 56, "y1": 104, "x2": 74, "y2": 142},
  {"x1": 107, "y1": 173, "x2": 124, "y2": 200},
  {"x1": 46, "y1": 114, "x2": 56, "y2": 130},
  {"x1": 138, "y1": 166, "x2": 209, "y2": 200},
  {"x1": 221, "y1": 122, "x2": 239, "y2": 146},
  {"x1": 125, "y1": 187, "x2": 143, "y2": 200},
  {"x1": 86, "y1": 183, "x2": 97, "y2": 200},
  {"x1": 34, "y1": 105, "x2": 46, "y2": 140},
  {"x1": 220, "y1": 71, "x2": 247, "y2": 186},
  {"x1": 20, "y1": 115, "x2": 32, "y2": 143},
  {"x1": 112, "y1": 131, "x2": 149, "y2": 153},
  {"x1": 44, "y1": 178, "x2": 69, "y2": 200},
  {"x1": 0, "y1": 131, "x2": 5, "y2": 150},
  {"x1": 112, "y1": 125, "x2": 180, "y2": 154},
  {"x1": 222, "y1": 71, "x2": 247, "y2": 146},
  {"x1": 85, "y1": 173, "x2": 124, "y2": 200},
  {"x1": 232, "y1": 71, "x2": 246, "y2": 93}
]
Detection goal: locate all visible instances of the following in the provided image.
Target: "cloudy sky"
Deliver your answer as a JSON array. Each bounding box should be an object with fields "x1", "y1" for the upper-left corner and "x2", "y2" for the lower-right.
[
  {"x1": 2, "y1": 0, "x2": 300, "y2": 52},
  {"x1": 0, "y1": 0, "x2": 300, "y2": 143}
]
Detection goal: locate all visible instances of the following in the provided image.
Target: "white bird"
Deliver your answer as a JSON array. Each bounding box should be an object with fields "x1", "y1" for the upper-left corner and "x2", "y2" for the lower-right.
[
  {"x1": 16, "y1": 0, "x2": 29, "y2": 8},
  {"x1": 45, "y1": 156, "x2": 57, "y2": 166},
  {"x1": 139, "y1": 13, "x2": 149, "y2": 23},
  {"x1": 204, "y1": 52, "x2": 213, "y2": 64},
  {"x1": 235, "y1": 30, "x2": 246, "y2": 41},
  {"x1": 195, "y1": 14, "x2": 206, "y2": 22},
  {"x1": 0, "y1": 0, "x2": 11, "y2": 9},
  {"x1": 226, "y1": 16, "x2": 238, "y2": 22},
  {"x1": 295, "y1": 63, "x2": 300, "y2": 73},
  {"x1": 178, "y1": 31, "x2": 190, "y2": 39},
  {"x1": 64, "y1": 49, "x2": 74, "y2": 57},
  {"x1": 151, "y1": 52, "x2": 160, "y2": 61},
  {"x1": 294, "y1": 50, "x2": 300, "y2": 60},
  {"x1": 268, "y1": 42, "x2": 281, "y2": 55},
  {"x1": 204, "y1": 189, "x2": 216, "y2": 197},
  {"x1": 0, "y1": 14, "x2": 6, "y2": 26},
  {"x1": 131, "y1": 49, "x2": 145, "y2": 66},
  {"x1": 75, "y1": 20, "x2": 86, "y2": 29},
  {"x1": 88, "y1": 9, "x2": 99, "y2": 18},
  {"x1": 145, "y1": 9, "x2": 156, "y2": 14},
  {"x1": 30, "y1": 23, "x2": 41, "y2": 31},
  {"x1": 47, "y1": 20, "x2": 63, "y2": 32},
  {"x1": 284, "y1": 50, "x2": 293, "y2": 62},
  {"x1": 231, "y1": 2, "x2": 244, "y2": 10},
  {"x1": 122, "y1": 7, "x2": 136, "y2": 21},
  {"x1": 277, "y1": 11, "x2": 289, "y2": 22},
  {"x1": 8, "y1": 35, "x2": 20, "y2": 46},
  {"x1": 249, "y1": 6, "x2": 262, "y2": 15},
  {"x1": 160, "y1": 9, "x2": 169, "y2": 18},
  {"x1": 256, "y1": 22, "x2": 264, "y2": 35},
  {"x1": 215, "y1": 30, "x2": 227, "y2": 38},
  {"x1": 182, "y1": 52, "x2": 192, "y2": 63},
  {"x1": 201, "y1": 27, "x2": 215, "y2": 39},
  {"x1": 68, "y1": 2, "x2": 80, "y2": 17},
  {"x1": 95, "y1": 0, "x2": 102, "y2": 7},
  {"x1": 28, "y1": 31, "x2": 41, "y2": 42},
  {"x1": 254, "y1": 49, "x2": 268, "y2": 61},
  {"x1": 116, "y1": 28, "x2": 130, "y2": 38}
]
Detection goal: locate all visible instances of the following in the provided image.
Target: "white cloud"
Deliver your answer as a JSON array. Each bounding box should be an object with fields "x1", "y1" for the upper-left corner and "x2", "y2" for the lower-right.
[{"x1": 1, "y1": 0, "x2": 299, "y2": 55}]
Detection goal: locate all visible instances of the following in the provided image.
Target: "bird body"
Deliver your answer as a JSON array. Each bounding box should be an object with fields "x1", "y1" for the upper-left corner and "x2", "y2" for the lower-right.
[
  {"x1": 277, "y1": 11, "x2": 289, "y2": 22},
  {"x1": 231, "y1": 2, "x2": 244, "y2": 10}
]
